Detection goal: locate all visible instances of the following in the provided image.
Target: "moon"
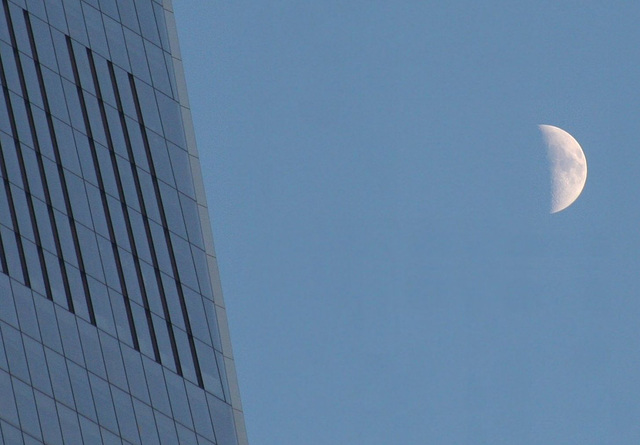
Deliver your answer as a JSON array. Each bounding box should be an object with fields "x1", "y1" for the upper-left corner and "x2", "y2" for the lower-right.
[{"x1": 539, "y1": 124, "x2": 587, "y2": 214}]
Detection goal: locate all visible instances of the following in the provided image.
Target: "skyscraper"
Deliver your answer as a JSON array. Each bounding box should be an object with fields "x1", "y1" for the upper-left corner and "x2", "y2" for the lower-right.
[{"x1": 0, "y1": 0, "x2": 247, "y2": 444}]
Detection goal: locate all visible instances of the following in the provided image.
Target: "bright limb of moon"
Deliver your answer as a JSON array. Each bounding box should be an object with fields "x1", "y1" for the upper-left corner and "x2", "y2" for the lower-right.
[{"x1": 538, "y1": 124, "x2": 587, "y2": 214}]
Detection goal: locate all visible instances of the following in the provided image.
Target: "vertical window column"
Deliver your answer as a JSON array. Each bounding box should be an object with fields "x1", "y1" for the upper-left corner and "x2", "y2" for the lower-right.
[
  {"x1": 19, "y1": 8, "x2": 95, "y2": 323},
  {"x1": 128, "y1": 74, "x2": 204, "y2": 388},
  {"x1": 108, "y1": 63, "x2": 184, "y2": 374},
  {"x1": 0, "y1": 2, "x2": 58, "y2": 296},
  {"x1": 0, "y1": 134, "x2": 26, "y2": 283},
  {"x1": 64, "y1": 40, "x2": 141, "y2": 351},
  {"x1": 62, "y1": 36, "x2": 142, "y2": 351}
]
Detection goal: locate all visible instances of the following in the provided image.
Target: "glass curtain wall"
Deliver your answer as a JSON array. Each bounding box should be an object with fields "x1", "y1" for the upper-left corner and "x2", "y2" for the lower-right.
[{"x1": 0, "y1": 1, "x2": 247, "y2": 444}]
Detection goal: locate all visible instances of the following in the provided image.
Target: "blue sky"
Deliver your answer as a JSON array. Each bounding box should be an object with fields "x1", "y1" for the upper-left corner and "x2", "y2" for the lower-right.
[{"x1": 175, "y1": 2, "x2": 640, "y2": 444}]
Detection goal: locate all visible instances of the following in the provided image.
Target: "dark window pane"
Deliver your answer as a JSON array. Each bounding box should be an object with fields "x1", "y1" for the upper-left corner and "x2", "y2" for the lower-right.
[
  {"x1": 0, "y1": 226, "x2": 23, "y2": 281},
  {"x1": 133, "y1": 79, "x2": 162, "y2": 135},
  {"x1": 111, "y1": 386, "x2": 139, "y2": 444},
  {"x1": 43, "y1": 160, "x2": 67, "y2": 214},
  {"x1": 23, "y1": 336, "x2": 52, "y2": 396},
  {"x1": 195, "y1": 339, "x2": 223, "y2": 399},
  {"x1": 155, "y1": 91, "x2": 185, "y2": 147},
  {"x1": 120, "y1": 343, "x2": 149, "y2": 404},
  {"x1": 130, "y1": 302, "x2": 154, "y2": 359},
  {"x1": 0, "y1": 327, "x2": 6, "y2": 371},
  {"x1": 52, "y1": 119, "x2": 81, "y2": 174},
  {"x1": 116, "y1": 154, "x2": 139, "y2": 210},
  {"x1": 142, "y1": 355, "x2": 171, "y2": 415},
  {"x1": 74, "y1": 130, "x2": 98, "y2": 187},
  {"x1": 12, "y1": 283, "x2": 39, "y2": 340},
  {"x1": 88, "y1": 277, "x2": 116, "y2": 335},
  {"x1": 132, "y1": 399, "x2": 159, "y2": 445},
  {"x1": 155, "y1": 410, "x2": 178, "y2": 445},
  {"x1": 159, "y1": 182, "x2": 187, "y2": 240},
  {"x1": 85, "y1": 93, "x2": 107, "y2": 146},
  {"x1": 97, "y1": 234, "x2": 120, "y2": 291},
  {"x1": 153, "y1": 3, "x2": 170, "y2": 52},
  {"x1": 44, "y1": 1, "x2": 68, "y2": 33},
  {"x1": 123, "y1": 28, "x2": 150, "y2": 84},
  {"x1": 97, "y1": 144, "x2": 118, "y2": 197},
  {"x1": 75, "y1": 223, "x2": 104, "y2": 281},
  {"x1": 88, "y1": 373, "x2": 118, "y2": 433},
  {"x1": 102, "y1": 15, "x2": 129, "y2": 71},
  {"x1": 34, "y1": 391, "x2": 64, "y2": 445},
  {"x1": 61, "y1": 78, "x2": 85, "y2": 132},
  {"x1": 171, "y1": 233, "x2": 198, "y2": 292},
  {"x1": 44, "y1": 348, "x2": 74, "y2": 408},
  {"x1": 151, "y1": 313, "x2": 174, "y2": 372},
  {"x1": 67, "y1": 361, "x2": 97, "y2": 421},
  {"x1": 115, "y1": 0, "x2": 139, "y2": 33},
  {"x1": 118, "y1": 248, "x2": 142, "y2": 306},
  {"x1": 160, "y1": 272, "x2": 184, "y2": 330},
  {"x1": 176, "y1": 424, "x2": 197, "y2": 445},
  {"x1": 55, "y1": 306, "x2": 84, "y2": 366},
  {"x1": 0, "y1": 274, "x2": 19, "y2": 328},
  {"x1": 33, "y1": 297, "x2": 62, "y2": 352},
  {"x1": 25, "y1": 0, "x2": 47, "y2": 21},
  {"x1": 0, "y1": 421, "x2": 23, "y2": 444},
  {"x1": 51, "y1": 29, "x2": 73, "y2": 81},
  {"x1": 108, "y1": 288, "x2": 134, "y2": 348},
  {"x1": 135, "y1": 1, "x2": 159, "y2": 44},
  {"x1": 23, "y1": 240, "x2": 46, "y2": 296},
  {"x1": 186, "y1": 382, "x2": 214, "y2": 440},
  {"x1": 9, "y1": 91, "x2": 34, "y2": 147},
  {"x1": 82, "y1": 4, "x2": 108, "y2": 58},
  {"x1": 42, "y1": 252, "x2": 67, "y2": 312},
  {"x1": 145, "y1": 40, "x2": 170, "y2": 95},
  {"x1": 95, "y1": 54, "x2": 118, "y2": 106},
  {"x1": 140, "y1": 260, "x2": 161, "y2": 315},
  {"x1": 0, "y1": 41, "x2": 21, "y2": 95},
  {"x1": 62, "y1": 0, "x2": 89, "y2": 45},
  {"x1": 78, "y1": 414, "x2": 101, "y2": 443},
  {"x1": 207, "y1": 393, "x2": 239, "y2": 445},
  {"x1": 183, "y1": 286, "x2": 209, "y2": 345},
  {"x1": 33, "y1": 197, "x2": 55, "y2": 253},
  {"x1": 77, "y1": 319, "x2": 107, "y2": 378},
  {"x1": 180, "y1": 194, "x2": 204, "y2": 248},
  {"x1": 19, "y1": 52, "x2": 44, "y2": 109},
  {"x1": 66, "y1": 264, "x2": 90, "y2": 321},
  {"x1": 0, "y1": 369, "x2": 20, "y2": 425},
  {"x1": 42, "y1": 69, "x2": 70, "y2": 124},
  {"x1": 149, "y1": 219, "x2": 169, "y2": 273},
  {"x1": 30, "y1": 16, "x2": 57, "y2": 72},
  {"x1": 173, "y1": 327, "x2": 197, "y2": 384},
  {"x1": 12, "y1": 377, "x2": 42, "y2": 440},
  {"x1": 164, "y1": 366, "x2": 193, "y2": 428},
  {"x1": 98, "y1": 0, "x2": 119, "y2": 21},
  {"x1": 0, "y1": 5, "x2": 12, "y2": 44},
  {"x1": 57, "y1": 403, "x2": 83, "y2": 444},
  {"x1": 99, "y1": 331, "x2": 127, "y2": 390},
  {"x1": 64, "y1": 169, "x2": 91, "y2": 227},
  {"x1": 85, "y1": 184, "x2": 108, "y2": 238},
  {"x1": 8, "y1": 3, "x2": 31, "y2": 55},
  {"x1": 10, "y1": 185, "x2": 34, "y2": 243}
]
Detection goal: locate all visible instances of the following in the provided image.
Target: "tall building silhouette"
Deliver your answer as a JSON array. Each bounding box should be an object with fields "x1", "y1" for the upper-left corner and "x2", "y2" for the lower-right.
[{"x1": 0, "y1": 0, "x2": 247, "y2": 443}]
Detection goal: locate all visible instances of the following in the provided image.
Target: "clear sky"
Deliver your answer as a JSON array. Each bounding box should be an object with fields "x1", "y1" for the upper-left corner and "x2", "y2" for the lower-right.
[{"x1": 175, "y1": 2, "x2": 640, "y2": 444}]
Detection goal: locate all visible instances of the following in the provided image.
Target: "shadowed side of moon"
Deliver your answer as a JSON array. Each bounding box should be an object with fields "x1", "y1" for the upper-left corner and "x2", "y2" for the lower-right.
[{"x1": 539, "y1": 125, "x2": 587, "y2": 214}]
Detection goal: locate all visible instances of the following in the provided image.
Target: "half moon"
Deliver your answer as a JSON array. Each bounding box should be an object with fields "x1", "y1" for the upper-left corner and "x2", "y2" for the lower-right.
[{"x1": 539, "y1": 125, "x2": 587, "y2": 214}]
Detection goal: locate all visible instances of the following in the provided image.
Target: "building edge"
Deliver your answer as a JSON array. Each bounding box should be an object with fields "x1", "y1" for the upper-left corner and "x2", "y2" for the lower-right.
[{"x1": 161, "y1": 2, "x2": 249, "y2": 444}]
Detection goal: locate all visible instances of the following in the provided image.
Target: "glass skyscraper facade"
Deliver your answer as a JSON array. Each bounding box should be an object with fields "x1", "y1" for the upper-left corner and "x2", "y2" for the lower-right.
[{"x1": 0, "y1": 0, "x2": 247, "y2": 443}]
